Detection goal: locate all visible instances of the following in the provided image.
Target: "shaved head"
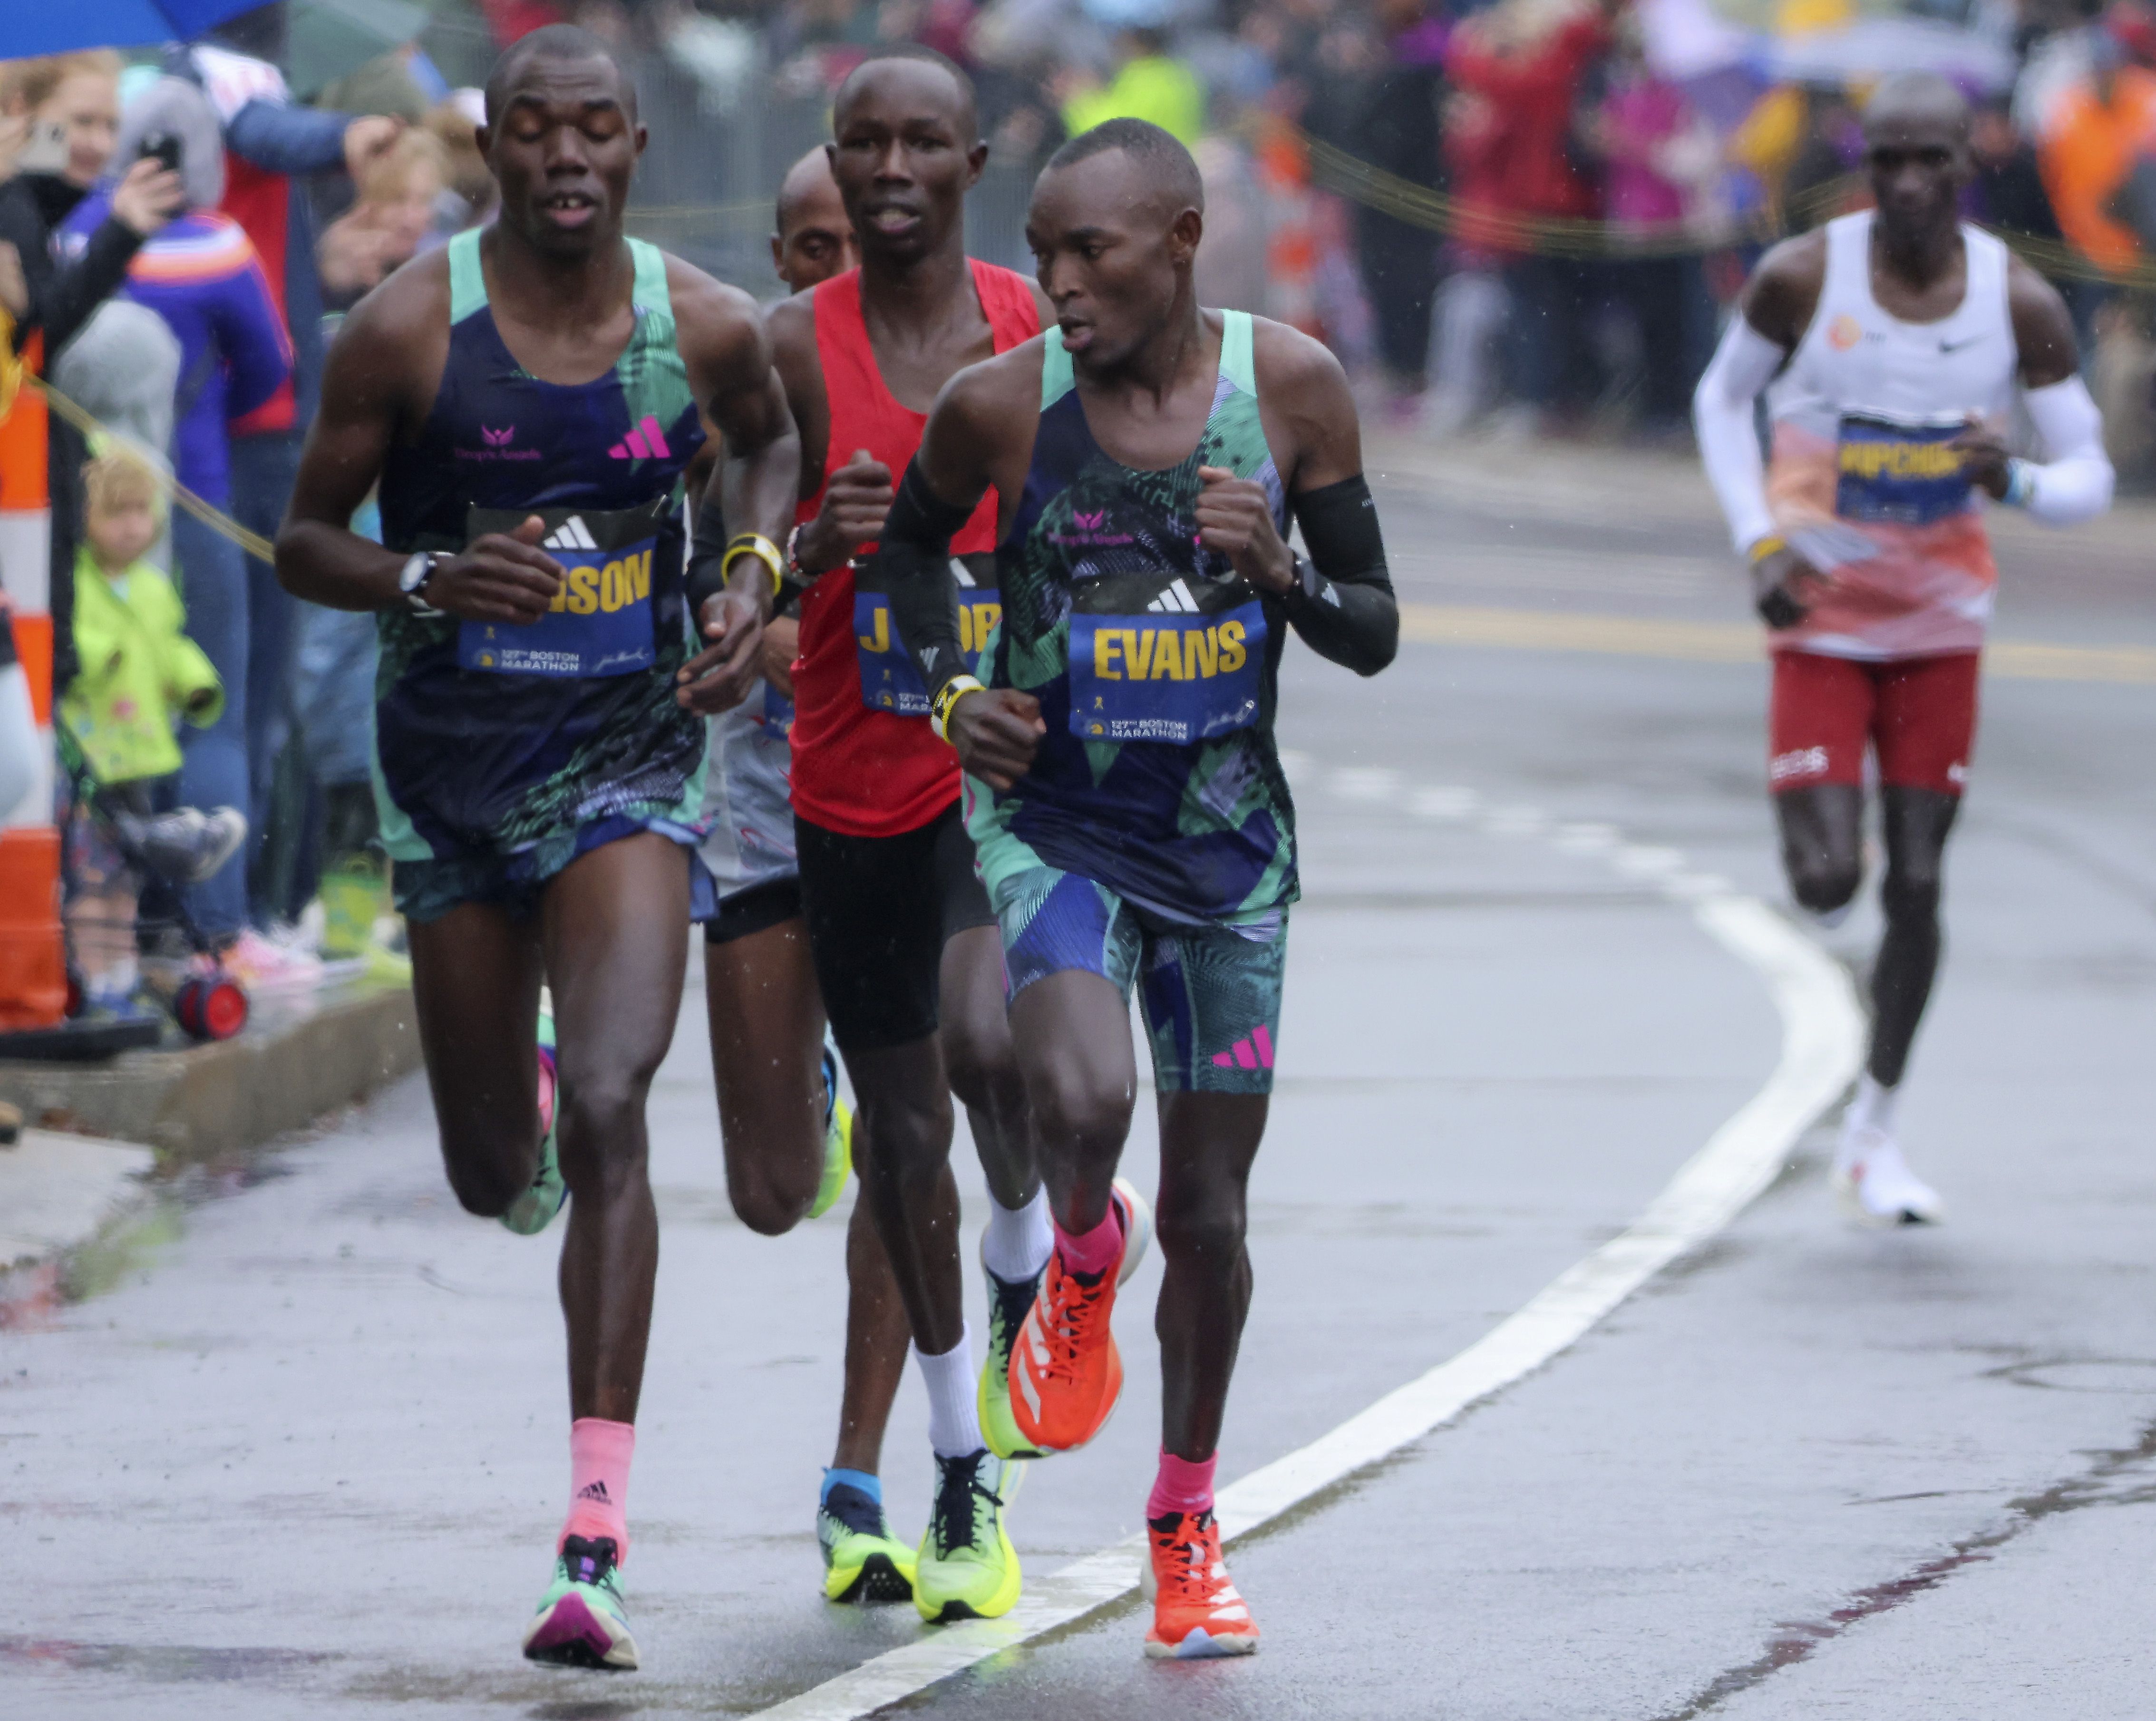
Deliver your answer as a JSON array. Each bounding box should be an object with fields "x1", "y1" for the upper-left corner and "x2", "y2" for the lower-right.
[
  {"x1": 777, "y1": 145, "x2": 840, "y2": 229},
  {"x1": 1863, "y1": 70, "x2": 1970, "y2": 143},
  {"x1": 833, "y1": 48, "x2": 978, "y2": 146},
  {"x1": 485, "y1": 23, "x2": 635, "y2": 126},
  {"x1": 1045, "y1": 118, "x2": 1204, "y2": 220}
]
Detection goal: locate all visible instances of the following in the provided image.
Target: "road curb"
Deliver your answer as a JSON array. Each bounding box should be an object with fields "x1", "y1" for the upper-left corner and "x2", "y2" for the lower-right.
[
  {"x1": 0, "y1": 1128, "x2": 157, "y2": 1273},
  {"x1": 0, "y1": 982, "x2": 420, "y2": 1166}
]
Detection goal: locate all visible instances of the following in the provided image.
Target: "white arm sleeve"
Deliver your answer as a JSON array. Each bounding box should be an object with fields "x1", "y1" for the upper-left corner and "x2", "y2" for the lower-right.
[
  {"x1": 1691, "y1": 315, "x2": 1788, "y2": 555},
  {"x1": 2018, "y1": 376, "x2": 2114, "y2": 525}
]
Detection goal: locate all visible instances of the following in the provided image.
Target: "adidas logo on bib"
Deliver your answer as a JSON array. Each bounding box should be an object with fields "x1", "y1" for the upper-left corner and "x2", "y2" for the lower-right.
[
  {"x1": 544, "y1": 517, "x2": 599, "y2": 552},
  {"x1": 1146, "y1": 581, "x2": 1200, "y2": 614}
]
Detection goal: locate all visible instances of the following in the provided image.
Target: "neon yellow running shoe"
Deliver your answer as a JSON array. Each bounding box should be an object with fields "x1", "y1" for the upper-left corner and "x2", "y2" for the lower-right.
[
  {"x1": 502, "y1": 1003, "x2": 566, "y2": 1235},
  {"x1": 818, "y1": 1477, "x2": 916, "y2": 1604},
  {"x1": 914, "y1": 1449, "x2": 1021, "y2": 1623},
  {"x1": 808, "y1": 1041, "x2": 852, "y2": 1221},
  {"x1": 978, "y1": 1247, "x2": 1048, "y2": 1461}
]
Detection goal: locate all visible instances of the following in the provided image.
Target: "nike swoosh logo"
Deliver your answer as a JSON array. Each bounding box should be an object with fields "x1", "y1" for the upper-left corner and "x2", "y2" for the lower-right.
[{"x1": 1939, "y1": 335, "x2": 1985, "y2": 353}]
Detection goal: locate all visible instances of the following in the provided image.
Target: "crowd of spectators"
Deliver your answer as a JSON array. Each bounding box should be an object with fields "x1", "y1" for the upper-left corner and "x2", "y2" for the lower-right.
[{"x1": 3, "y1": 0, "x2": 2156, "y2": 1028}]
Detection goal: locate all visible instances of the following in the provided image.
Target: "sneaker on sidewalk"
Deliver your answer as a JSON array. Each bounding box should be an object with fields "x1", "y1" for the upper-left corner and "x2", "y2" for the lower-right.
[
  {"x1": 117, "y1": 806, "x2": 247, "y2": 886},
  {"x1": 1833, "y1": 1126, "x2": 1943, "y2": 1226},
  {"x1": 221, "y1": 927, "x2": 324, "y2": 992}
]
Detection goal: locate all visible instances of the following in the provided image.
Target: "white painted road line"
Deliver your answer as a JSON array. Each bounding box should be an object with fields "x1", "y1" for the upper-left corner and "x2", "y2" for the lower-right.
[{"x1": 748, "y1": 815, "x2": 1865, "y2": 1721}]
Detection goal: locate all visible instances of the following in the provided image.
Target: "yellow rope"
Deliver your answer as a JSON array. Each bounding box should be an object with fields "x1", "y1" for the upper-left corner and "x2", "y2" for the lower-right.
[
  {"x1": 27, "y1": 374, "x2": 276, "y2": 566},
  {"x1": 1289, "y1": 126, "x2": 2156, "y2": 288}
]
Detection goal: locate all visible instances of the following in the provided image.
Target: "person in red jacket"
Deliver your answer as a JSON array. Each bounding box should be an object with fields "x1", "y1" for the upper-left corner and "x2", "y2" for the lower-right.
[{"x1": 1447, "y1": 0, "x2": 1613, "y2": 428}]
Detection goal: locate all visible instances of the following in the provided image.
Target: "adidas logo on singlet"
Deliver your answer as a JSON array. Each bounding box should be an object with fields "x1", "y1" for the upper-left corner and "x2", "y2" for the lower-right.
[
  {"x1": 544, "y1": 517, "x2": 599, "y2": 552},
  {"x1": 1146, "y1": 580, "x2": 1201, "y2": 613},
  {"x1": 607, "y1": 415, "x2": 672, "y2": 460}
]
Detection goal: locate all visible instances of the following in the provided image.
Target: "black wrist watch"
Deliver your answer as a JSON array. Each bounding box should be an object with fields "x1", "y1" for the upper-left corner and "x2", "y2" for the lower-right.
[
  {"x1": 398, "y1": 550, "x2": 444, "y2": 614},
  {"x1": 1284, "y1": 552, "x2": 1321, "y2": 606}
]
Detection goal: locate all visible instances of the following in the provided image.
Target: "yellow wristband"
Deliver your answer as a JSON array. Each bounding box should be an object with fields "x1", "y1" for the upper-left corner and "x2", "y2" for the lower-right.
[
  {"x1": 1747, "y1": 534, "x2": 1788, "y2": 564},
  {"x1": 720, "y1": 533, "x2": 787, "y2": 599},
  {"x1": 930, "y1": 674, "x2": 986, "y2": 743}
]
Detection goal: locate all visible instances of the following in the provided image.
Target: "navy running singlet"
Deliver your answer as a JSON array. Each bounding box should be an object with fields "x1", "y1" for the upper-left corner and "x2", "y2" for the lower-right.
[{"x1": 374, "y1": 231, "x2": 709, "y2": 914}]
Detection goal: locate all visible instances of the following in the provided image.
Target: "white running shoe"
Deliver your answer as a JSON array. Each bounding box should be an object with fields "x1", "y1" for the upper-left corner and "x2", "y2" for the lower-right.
[{"x1": 1832, "y1": 1127, "x2": 1943, "y2": 1227}]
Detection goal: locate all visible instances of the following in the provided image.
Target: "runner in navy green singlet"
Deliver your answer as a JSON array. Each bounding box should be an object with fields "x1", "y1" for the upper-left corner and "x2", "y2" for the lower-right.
[
  {"x1": 370, "y1": 225, "x2": 709, "y2": 914},
  {"x1": 874, "y1": 118, "x2": 1397, "y2": 1661},
  {"x1": 276, "y1": 27, "x2": 799, "y2": 1673},
  {"x1": 969, "y1": 305, "x2": 1297, "y2": 1067}
]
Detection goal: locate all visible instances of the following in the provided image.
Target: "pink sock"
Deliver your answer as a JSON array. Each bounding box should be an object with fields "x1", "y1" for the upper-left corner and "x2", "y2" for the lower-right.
[
  {"x1": 1054, "y1": 1199, "x2": 1124, "y2": 1279},
  {"x1": 1147, "y1": 1449, "x2": 1217, "y2": 1520},
  {"x1": 561, "y1": 1417, "x2": 634, "y2": 1557}
]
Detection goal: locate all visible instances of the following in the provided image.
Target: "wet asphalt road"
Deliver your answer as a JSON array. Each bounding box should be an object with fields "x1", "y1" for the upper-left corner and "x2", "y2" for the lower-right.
[{"x1": 6, "y1": 438, "x2": 2155, "y2": 1718}]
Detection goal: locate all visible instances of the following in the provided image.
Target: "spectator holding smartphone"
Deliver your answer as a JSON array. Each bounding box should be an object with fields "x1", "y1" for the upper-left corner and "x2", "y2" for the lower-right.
[{"x1": 0, "y1": 51, "x2": 185, "y2": 695}]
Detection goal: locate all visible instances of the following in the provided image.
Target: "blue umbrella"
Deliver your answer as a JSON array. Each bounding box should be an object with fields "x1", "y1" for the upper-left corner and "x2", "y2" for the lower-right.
[{"x1": 9, "y1": 0, "x2": 268, "y2": 58}]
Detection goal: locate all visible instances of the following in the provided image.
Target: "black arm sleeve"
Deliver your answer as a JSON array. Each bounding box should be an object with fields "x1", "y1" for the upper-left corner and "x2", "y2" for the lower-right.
[
  {"x1": 1284, "y1": 474, "x2": 1397, "y2": 677},
  {"x1": 685, "y1": 490, "x2": 731, "y2": 619},
  {"x1": 882, "y1": 458, "x2": 979, "y2": 702}
]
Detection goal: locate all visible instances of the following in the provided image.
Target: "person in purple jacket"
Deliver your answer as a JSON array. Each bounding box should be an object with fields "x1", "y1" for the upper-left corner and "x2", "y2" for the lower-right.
[{"x1": 61, "y1": 77, "x2": 294, "y2": 967}]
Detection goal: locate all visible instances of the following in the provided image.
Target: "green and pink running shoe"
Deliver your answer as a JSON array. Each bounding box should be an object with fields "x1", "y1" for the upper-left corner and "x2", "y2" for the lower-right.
[
  {"x1": 501, "y1": 1003, "x2": 566, "y2": 1236},
  {"x1": 522, "y1": 1534, "x2": 638, "y2": 1671}
]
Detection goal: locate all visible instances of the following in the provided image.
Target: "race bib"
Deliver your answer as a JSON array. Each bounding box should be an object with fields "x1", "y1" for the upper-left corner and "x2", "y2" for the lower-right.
[
  {"x1": 1835, "y1": 414, "x2": 1972, "y2": 527},
  {"x1": 457, "y1": 499, "x2": 668, "y2": 679},
  {"x1": 853, "y1": 555, "x2": 999, "y2": 716},
  {"x1": 1068, "y1": 600, "x2": 1264, "y2": 745},
  {"x1": 761, "y1": 682, "x2": 796, "y2": 738}
]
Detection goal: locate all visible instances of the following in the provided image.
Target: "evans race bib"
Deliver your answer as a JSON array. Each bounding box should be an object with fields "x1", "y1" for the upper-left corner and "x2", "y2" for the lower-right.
[
  {"x1": 458, "y1": 498, "x2": 669, "y2": 679},
  {"x1": 1068, "y1": 599, "x2": 1264, "y2": 745},
  {"x1": 853, "y1": 555, "x2": 999, "y2": 716},
  {"x1": 1835, "y1": 414, "x2": 1973, "y2": 527}
]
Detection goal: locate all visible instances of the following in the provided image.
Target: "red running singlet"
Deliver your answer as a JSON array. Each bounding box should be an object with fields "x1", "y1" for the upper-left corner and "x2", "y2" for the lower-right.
[{"x1": 789, "y1": 260, "x2": 1040, "y2": 838}]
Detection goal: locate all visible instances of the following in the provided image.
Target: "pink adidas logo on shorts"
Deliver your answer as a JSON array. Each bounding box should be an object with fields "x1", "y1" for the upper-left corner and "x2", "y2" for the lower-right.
[{"x1": 1211, "y1": 1025, "x2": 1275, "y2": 1071}]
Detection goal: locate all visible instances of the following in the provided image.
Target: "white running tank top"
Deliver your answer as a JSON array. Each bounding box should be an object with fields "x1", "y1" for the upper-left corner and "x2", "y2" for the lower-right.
[{"x1": 1764, "y1": 210, "x2": 2018, "y2": 661}]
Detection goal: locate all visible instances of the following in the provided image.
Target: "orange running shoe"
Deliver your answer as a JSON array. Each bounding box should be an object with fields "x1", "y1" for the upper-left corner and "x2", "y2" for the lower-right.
[
  {"x1": 1143, "y1": 1508, "x2": 1260, "y2": 1659},
  {"x1": 1008, "y1": 1179, "x2": 1152, "y2": 1453}
]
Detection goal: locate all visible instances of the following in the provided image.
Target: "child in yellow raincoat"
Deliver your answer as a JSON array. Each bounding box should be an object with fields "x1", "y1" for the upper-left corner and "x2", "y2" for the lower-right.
[{"x1": 59, "y1": 446, "x2": 243, "y2": 1007}]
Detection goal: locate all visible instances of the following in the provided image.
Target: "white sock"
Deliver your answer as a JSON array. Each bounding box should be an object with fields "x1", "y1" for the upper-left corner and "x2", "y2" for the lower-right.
[
  {"x1": 979, "y1": 1186, "x2": 1053, "y2": 1283},
  {"x1": 1840, "y1": 1075, "x2": 1898, "y2": 1160},
  {"x1": 916, "y1": 1324, "x2": 983, "y2": 1458}
]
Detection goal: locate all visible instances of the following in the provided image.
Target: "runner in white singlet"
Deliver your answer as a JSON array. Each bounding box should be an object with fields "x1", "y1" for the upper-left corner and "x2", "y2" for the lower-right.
[{"x1": 1694, "y1": 72, "x2": 2113, "y2": 1226}]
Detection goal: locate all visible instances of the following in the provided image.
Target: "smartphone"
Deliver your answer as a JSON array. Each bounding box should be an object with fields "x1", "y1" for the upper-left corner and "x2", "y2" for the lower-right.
[
  {"x1": 15, "y1": 119, "x2": 68, "y2": 174},
  {"x1": 137, "y1": 131, "x2": 183, "y2": 174}
]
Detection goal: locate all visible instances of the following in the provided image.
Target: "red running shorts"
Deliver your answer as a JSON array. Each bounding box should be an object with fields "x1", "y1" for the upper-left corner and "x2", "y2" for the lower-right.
[{"x1": 1768, "y1": 649, "x2": 1980, "y2": 798}]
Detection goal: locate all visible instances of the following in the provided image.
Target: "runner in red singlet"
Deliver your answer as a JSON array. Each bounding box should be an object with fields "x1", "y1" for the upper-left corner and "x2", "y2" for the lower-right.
[{"x1": 764, "y1": 48, "x2": 1064, "y2": 1623}]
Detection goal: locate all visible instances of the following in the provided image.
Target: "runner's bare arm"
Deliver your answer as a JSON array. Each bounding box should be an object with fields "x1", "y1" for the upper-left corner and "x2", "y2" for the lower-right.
[
  {"x1": 673, "y1": 268, "x2": 799, "y2": 713},
  {"x1": 885, "y1": 350, "x2": 1045, "y2": 791},
  {"x1": 278, "y1": 260, "x2": 564, "y2": 622},
  {"x1": 1947, "y1": 256, "x2": 2111, "y2": 521},
  {"x1": 765, "y1": 292, "x2": 900, "y2": 578},
  {"x1": 1239, "y1": 319, "x2": 1396, "y2": 675},
  {"x1": 1697, "y1": 233, "x2": 1826, "y2": 627}
]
